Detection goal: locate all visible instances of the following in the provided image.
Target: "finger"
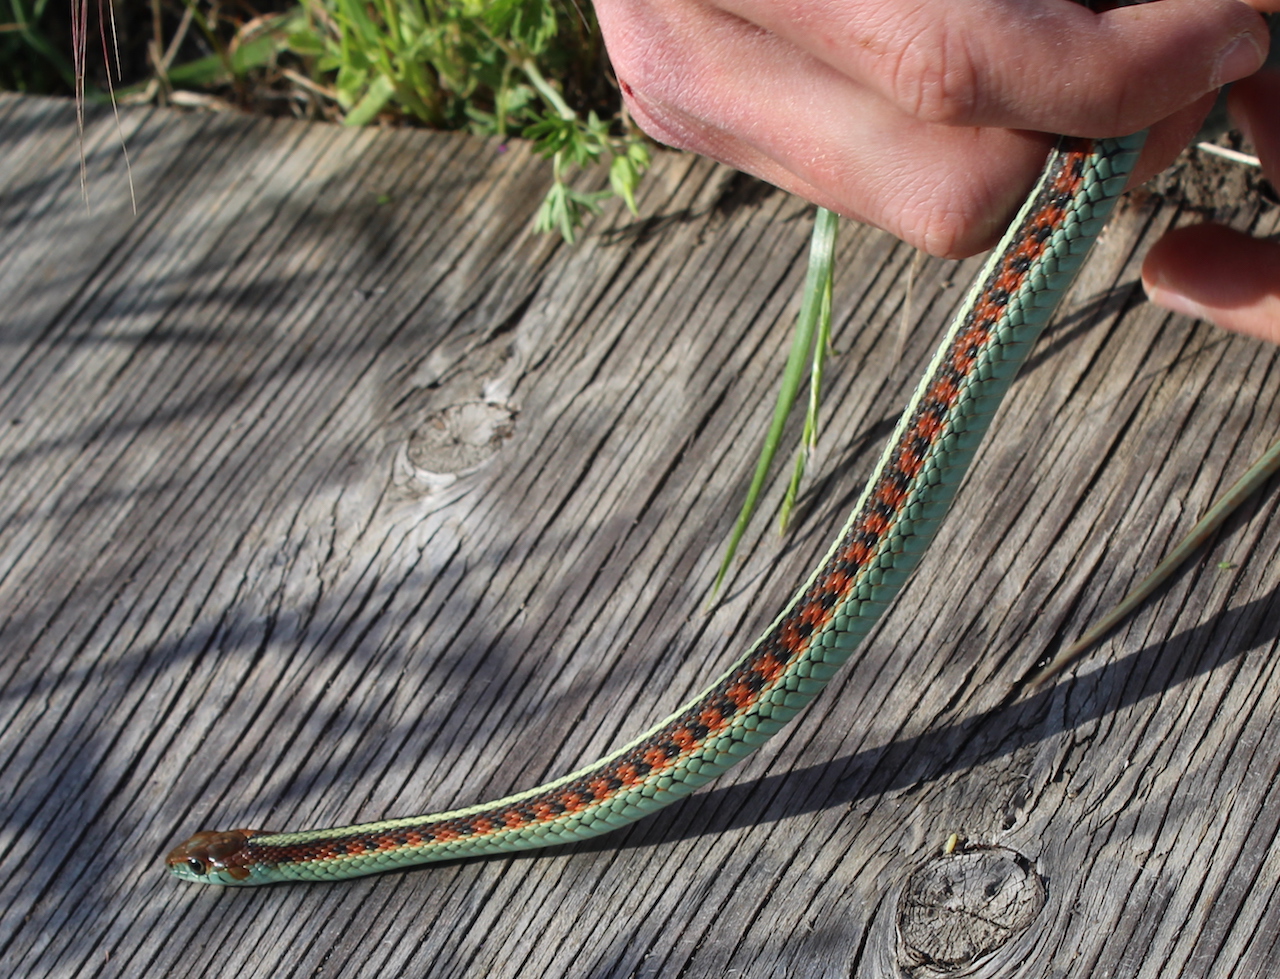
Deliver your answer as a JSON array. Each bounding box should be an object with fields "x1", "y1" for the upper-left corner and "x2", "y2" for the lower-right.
[
  {"x1": 712, "y1": 0, "x2": 1268, "y2": 134},
  {"x1": 1143, "y1": 225, "x2": 1280, "y2": 344},
  {"x1": 1228, "y1": 68, "x2": 1280, "y2": 176},
  {"x1": 599, "y1": 0, "x2": 1053, "y2": 255},
  {"x1": 1129, "y1": 91, "x2": 1221, "y2": 187},
  {"x1": 620, "y1": 85, "x2": 1052, "y2": 256}
]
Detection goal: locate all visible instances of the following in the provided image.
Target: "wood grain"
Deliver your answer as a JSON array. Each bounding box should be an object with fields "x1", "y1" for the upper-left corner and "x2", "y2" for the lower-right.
[{"x1": 2, "y1": 92, "x2": 1279, "y2": 979}]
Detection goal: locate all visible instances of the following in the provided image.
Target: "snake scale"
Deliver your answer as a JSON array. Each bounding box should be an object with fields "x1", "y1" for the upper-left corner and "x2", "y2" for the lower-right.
[{"x1": 166, "y1": 127, "x2": 1147, "y2": 884}]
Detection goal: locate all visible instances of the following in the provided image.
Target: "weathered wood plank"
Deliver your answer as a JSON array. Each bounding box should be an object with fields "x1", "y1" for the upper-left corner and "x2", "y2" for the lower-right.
[{"x1": 1, "y1": 92, "x2": 1279, "y2": 979}]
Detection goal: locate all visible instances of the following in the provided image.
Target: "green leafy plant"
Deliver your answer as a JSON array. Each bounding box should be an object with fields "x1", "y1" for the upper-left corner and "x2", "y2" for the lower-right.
[
  {"x1": 284, "y1": 0, "x2": 649, "y2": 241},
  {"x1": 150, "y1": 7, "x2": 306, "y2": 93},
  {"x1": 4, "y1": 2, "x2": 648, "y2": 242}
]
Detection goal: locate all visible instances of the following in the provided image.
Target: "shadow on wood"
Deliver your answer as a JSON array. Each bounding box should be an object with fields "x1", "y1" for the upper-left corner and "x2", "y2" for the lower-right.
[{"x1": 2, "y1": 92, "x2": 1279, "y2": 979}]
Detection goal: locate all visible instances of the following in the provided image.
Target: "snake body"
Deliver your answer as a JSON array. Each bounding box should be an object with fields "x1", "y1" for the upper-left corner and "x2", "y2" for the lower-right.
[{"x1": 167, "y1": 131, "x2": 1146, "y2": 885}]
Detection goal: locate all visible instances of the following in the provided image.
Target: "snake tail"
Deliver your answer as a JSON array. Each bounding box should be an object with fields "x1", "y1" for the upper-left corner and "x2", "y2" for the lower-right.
[{"x1": 167, "y1": 131, "x2": 1146, "y2": 885}]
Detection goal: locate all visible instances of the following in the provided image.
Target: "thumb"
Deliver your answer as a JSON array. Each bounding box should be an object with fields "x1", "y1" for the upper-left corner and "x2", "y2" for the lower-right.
[{"x1": 1143, "y1": 224, "x2": 1280, "y2": 345}]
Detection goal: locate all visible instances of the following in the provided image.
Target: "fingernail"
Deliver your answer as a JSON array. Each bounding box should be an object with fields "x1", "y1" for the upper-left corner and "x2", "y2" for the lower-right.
[
  {"x1": 1144, "y1": 276, "x2": 1209, "y2": 321},
  {"x1": 1212, "y1": 33, "x2": 1263, "y2": 88}
]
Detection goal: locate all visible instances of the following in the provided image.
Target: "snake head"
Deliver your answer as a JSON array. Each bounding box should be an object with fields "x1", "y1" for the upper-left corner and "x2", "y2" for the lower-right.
[{"x1": 166, "y1": 829, "x2": 264, "y2": 885}]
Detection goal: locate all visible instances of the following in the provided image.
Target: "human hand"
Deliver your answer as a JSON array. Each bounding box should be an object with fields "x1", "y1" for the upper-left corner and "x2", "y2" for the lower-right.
[
  {"x1": 595, "y1": 0, "x2": 1273, "y2": 258},
  {"x1": 1142, "y1": 69, "x2": 1280, "y2": 345}
]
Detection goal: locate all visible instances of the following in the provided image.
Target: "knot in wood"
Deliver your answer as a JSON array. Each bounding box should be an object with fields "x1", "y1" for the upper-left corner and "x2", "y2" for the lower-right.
[
  {"x1": 405, "y1": 401, "x2": 518, "y2": 482},
  {"x1": 895, "y1": 845, "x2": 1046, "y2": 976}
]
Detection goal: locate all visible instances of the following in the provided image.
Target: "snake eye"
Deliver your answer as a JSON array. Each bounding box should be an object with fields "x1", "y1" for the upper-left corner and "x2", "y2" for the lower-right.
[{"x1": 187, "y1": 858, "x2": 207, "y2": 875}]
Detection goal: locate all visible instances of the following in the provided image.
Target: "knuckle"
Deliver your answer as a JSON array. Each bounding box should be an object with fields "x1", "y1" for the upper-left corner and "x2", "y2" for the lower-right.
[
  {"x1": 624, "y1": 98, "x2": 701, "y2": 154},
  {"x1": 605, "y1": 64, "x2": 689, "y2": 149},
  {"x1": 911, "y1": 207, "x2": 973, "y2": 259},
  {"x1": 609, "y1": 64, "x2": 708, "y2": 153},
  {"x1": 882, "y1": 25, "x2": 983, "y2": 126},
  {"x1": 896, "y1": 176, "x2": 1001, "y2": 259}
]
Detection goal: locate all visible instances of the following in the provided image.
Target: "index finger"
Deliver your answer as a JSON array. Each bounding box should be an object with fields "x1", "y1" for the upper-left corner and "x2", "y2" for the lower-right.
[{"x1": 714, "y1": 0, "x2": 1270, "y2": 134}]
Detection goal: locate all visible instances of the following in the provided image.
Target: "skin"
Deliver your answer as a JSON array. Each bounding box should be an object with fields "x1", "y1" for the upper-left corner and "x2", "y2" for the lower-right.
[
  {"x1": 597, "y1": 0, "x2": 1279, "y2": 342},
  {"x1": 1142, "y1": 69, "x2": 1280, "y2": 345}
]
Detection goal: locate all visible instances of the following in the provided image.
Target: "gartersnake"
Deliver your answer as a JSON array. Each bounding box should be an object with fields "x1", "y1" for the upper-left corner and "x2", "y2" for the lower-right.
[{"x1": 167, "y1": 130, "x2": 1147, "y2": 885}]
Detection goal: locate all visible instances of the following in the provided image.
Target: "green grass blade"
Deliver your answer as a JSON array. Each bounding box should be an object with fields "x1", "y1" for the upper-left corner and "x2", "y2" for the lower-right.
[
  {"x1": 344, "y1": 71, "x2": 396, "y2": 125},
  {"x1": 1033, "y1": 431, "x2": 1280, "y2": 685},
  {"x1": 711, "y1": 206, "x2": 840, "y2": 599},
  {"x1": 779, "y1": 248, "x2": 835, "y2": 531}
]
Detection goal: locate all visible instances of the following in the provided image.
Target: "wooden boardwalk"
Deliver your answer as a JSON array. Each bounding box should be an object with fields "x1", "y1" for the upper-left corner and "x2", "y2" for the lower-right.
[{"x1": 2, "y1": 91, "x2": 1279, "y2": 979}]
